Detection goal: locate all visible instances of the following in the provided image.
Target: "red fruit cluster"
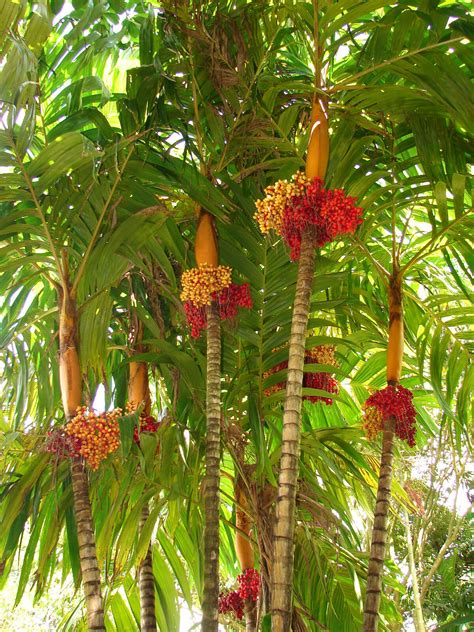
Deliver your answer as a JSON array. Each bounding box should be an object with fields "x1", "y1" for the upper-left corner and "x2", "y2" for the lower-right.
[
  {"x1": 66, "y1": 407, "x2": 122, "y2": 470},
  {"x1": 281, "y1": 178, "x2": 363, "y2": 260},
  {"x1": 237, "y1": 568, "x2": 260, "y2": 601},
  {"x1": 263, "y1": 345, "x2": 339, "y2": 405},
  {"x1": 44, "y1": 427, "x2": 82, "y2": 459},
  {"x1": 363, "y1": 385, "x2": 417, "y2": 446},
  {"x1": 218, "y1": 590, "x2": 244, "y2": 620},
  {"x1": 125, "y1": 402, "x2": 160, "y2": 445},
  {"x1": 133, "y1": 414, "x2": 160, "y2": 444},
  {"x1": 304, "y1": 371, "x2": 339, "y2": 405},
  {"x1": 218, "y1": 569, "x2": 260, "y2": 621},
  {"x1": 184, "y1": 283, "x2": 252, "y2": 338}
]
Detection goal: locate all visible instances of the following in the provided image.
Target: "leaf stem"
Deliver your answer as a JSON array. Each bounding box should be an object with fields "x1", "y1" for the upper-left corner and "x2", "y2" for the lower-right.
[
  {"x1": 71, "y1": 148, "x2": 133, "y2": 296},
  {"x1": 11, "y1": 136, "x2": 66, "y2": 290},
  {"x1": 329, "y1": 36, "x2": 464, "y2": 93},
  {"x1": 399, "y1": 209, "x2": 473, "y2": 275}
]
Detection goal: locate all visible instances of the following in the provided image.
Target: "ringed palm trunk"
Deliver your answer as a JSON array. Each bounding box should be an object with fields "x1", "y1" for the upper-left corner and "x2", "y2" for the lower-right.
[
  {"x1": 59, "y1": 288, "x2": 105, "y2": 631},
  {"x1": 138, "y1": 503, "x2": 156, "y2": 631},
  {"x1": 128, "y1": 328, "x2": 156, "y2": 632},
  {"x1": 362, "y1": 272, "x2": 403, "y2": 632},
  {"x1": 271, "y1": 229, "x2": 316, "y2": 631},
  {"x1": 201, "y1": 302, "x2": 222, "y2": 631}
]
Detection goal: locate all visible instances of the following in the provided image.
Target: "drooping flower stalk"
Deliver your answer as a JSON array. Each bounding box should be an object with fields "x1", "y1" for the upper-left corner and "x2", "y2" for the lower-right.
[{"x1": 59, "y1": 284, "x2": 105, "y2": 631}]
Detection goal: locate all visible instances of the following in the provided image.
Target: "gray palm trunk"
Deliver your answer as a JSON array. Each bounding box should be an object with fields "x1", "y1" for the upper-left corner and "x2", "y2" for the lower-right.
[
  {"x1": 70, "y1": 458, "x2": 105, "y2": 631},
  {"x1": 362, "y1": 417, "x2": 396, "y2": 632},
  {"x1": 271, "y1": 228, "x2": 315, "y2": 631}
]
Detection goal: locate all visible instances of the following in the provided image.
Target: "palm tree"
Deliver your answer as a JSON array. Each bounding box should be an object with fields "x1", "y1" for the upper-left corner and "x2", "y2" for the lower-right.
[
  {"x1": 59, "y1": 273, "x2": 105, "y2": 630},
  {"x1": 128, "y1": 313, "x2": 156, "y2": 632},
  {"x1": 362, "y1": 268, "x2": 403, "y2": 631},
  {"x1": 0, "y1": 4, "x2": 169, "y2": 620},
  {"x1": 202, "y1": 299, "x2": 222, "y2": 631}
]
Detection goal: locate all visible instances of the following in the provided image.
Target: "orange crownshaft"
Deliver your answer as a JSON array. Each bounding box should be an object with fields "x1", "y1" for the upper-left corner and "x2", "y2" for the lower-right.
[
  {"x1": 235, "y1": 479, "x2": 254, "y2": 571},
  {"x1": 305, "y1": 98, "x2": 329, "y2": 180},
  {"x1": 59, "y1": 291, "x2": 82, "y2": 418},
  {"x1": 195, "y1": 210, "x2": 219, "y2": 267},
  {"x1": 386, "y1": 274, "x2": 404, "y2": 384}
]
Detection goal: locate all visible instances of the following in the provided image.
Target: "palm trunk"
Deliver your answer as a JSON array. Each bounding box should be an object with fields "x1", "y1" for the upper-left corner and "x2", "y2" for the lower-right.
[
  {"x1": 244, "y1": 599, "x2": 257, "y2": 632},
  {"x1": 70, "y1": 458, "x2": 105, "y2": 630},
  {"x1": 201, "y1": 302, "x2": 221, "y2": 631},
  {"x1": 271, "y1": 228, "x2": 315, "y2": 631},
  {"x1": 128, "y1": 321, "x2": 157, "y2": 632},
  {"x1": 139, "y1": 503, "x2": 156, "y2": 631},
  {"x1": 362, "y1": 418, "x2": 396, "y2": 632},
  {"x1": 363, "y1": 273, "x2": 403, "y2": 632},
  {"x1": 59, "y1": 288, "x2": 105, "y2": 631}
]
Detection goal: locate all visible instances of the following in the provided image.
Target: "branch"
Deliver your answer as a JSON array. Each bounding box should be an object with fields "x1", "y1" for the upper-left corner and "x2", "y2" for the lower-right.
[{"x1": 351, "y1": 235, "x2": 390, "y2": 284}]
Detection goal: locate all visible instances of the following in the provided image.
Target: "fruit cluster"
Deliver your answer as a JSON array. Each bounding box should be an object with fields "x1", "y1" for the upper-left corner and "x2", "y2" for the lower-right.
[
  {"x1": 218, "y1": 568, "x2": 260, "y2": 621},
  {"x1": 361, "y1": 404, "x2": 383, "y2": 441},
  {"x1": 66, "y1": 406, "x2": 122, "y2": 470},
  {"x1": 362, "y1": 384, "x2": 417, "y2": 446},
  {"x1": 255, "y1": 174, "x2": 363, "y2": 260},
  {"x1": 263, "y1": 345, "x2": 339, "y2": 405},
  {"x1": 44, "y1": 427, "x2": 82, "y2": 459},
  {"x1": 237, "y1": 568, "x2": 260, "y2": 601},
  {"x1": 218, "y1": 590, "x2": 244, "y2": 620},
  {"x1": 134, "y1": 414, "x2": 160, "y2": 444},
  {"x1": 254, "y1": 172, "x2": 308, "y2": 234},
  {"x1": 125, "y1": 402, "x2": 160, "y2": 444},
  {"x1": 184, "y1": 282, "x2": 252, "y2": 338},
  {"x1": 180, "y1": 264, "x2": 232, "y2": 307}
]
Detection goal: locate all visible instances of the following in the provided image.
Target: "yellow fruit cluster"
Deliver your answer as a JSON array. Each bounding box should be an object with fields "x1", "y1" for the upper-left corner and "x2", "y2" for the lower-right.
[
  {"x1": 254, "y1": 172, "x2": 309, "y2": 234},
  {"x1": 180, "y1": 263, "x2": 232, "y2": 307},
  {"x1": 306, "y1": 345, "x2": 338, "y2": 367},
  {"x1": 66, "y1": 406, "x2": 122, "y2": 470},
  {"x1": 362, "y1": 404, "x2": 383, "y2": 441}
]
